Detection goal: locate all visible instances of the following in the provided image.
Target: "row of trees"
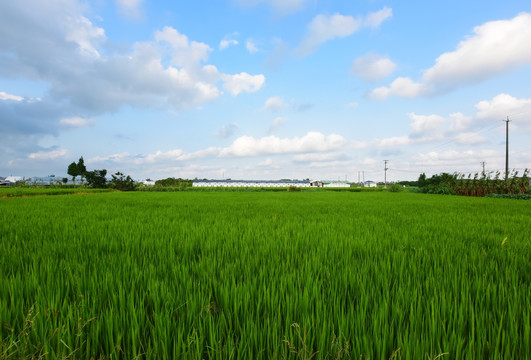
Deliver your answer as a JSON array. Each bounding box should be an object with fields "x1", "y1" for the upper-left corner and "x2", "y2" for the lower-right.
[
  {"x1": 417, "y1": 170, "x2": 530, "y2": 196},
  {"x1": 66, "y1": 157, "x2": 135, "y2": 191}
]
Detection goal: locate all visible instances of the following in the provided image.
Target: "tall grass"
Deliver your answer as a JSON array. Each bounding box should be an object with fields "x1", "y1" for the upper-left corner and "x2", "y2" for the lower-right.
[{"x1": 1, "y1": 192, "x2": 530, "y2": 359}]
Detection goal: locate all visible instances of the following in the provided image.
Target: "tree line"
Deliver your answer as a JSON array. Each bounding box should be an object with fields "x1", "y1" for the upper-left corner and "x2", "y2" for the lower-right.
[
  {"x1": 417, "y1": 170, "x2": 530, "y2": 197},
  {"x1": 67, "y1": 157, "x2": 135, "y2": 191}
]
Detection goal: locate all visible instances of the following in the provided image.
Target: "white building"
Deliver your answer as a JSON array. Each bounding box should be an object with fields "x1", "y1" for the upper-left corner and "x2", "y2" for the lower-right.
[
  {"x1": 322, "y1": 181, "x2": 351, "y2": 188},
  {"x1": 192, "y1": 179, "x2": 311, "y2": 188},
  {"x1": 362, "y1": 180, "x2": 377, "y2": 188}
]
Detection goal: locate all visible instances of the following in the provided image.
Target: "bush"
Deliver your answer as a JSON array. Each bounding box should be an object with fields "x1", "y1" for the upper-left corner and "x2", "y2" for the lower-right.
[{"x1": 387, "y1": 184, "x2": 402, "y2": 192}]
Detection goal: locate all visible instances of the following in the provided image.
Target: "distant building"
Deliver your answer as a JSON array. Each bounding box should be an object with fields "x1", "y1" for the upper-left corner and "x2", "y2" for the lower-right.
[
  {"x1": 322, "y1": 181, "x2": 350, "y2": 188},
  {"x1": 192, "y1": 179, "x2": 311, "y2": 188},
  {"x1": 362, "y1": 181, "x2": 377, "y2": 188}
]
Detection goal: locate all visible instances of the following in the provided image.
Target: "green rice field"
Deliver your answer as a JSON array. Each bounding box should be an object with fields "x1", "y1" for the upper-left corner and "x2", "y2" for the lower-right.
[{"x1": 1, "y1": 191, "x2": 530, "y2": 359}]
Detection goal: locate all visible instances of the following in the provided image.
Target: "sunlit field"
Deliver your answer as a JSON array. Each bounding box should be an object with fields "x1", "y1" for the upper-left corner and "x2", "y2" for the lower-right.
[{"x1": 1, "y1": 191, "x2": 530, "y2": 359}]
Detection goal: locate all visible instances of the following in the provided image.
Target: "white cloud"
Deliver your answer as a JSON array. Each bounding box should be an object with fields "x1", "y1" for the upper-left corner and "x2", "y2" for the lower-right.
[
  {"x1": 370, "y1": 77, "x2": 423, "y2": 99},
  {"x1": 28, "y1": 149, "x2": 68, "y2": 160},
  {"x1": 351, "y1": 53, "x2": 396, "y2": 81},
  {"x1": 409, "y1": 113, "x2": 446, "y2": 138},
  {"x1": 373, "y1": 135, "x2": 412, "y2": 148},
  {"x1": 296, "y1": 8, "x2": 392, "y2": 57},
  {"x1": 220, "y1": 33, "x2": 239, "y2": 50},
  {"x1": 475, "y1": 93, "x2": 531, "y2": 121},
  {"x1": 220, "y1": 132, "x2": 346, "y2": 157},
  {"x1": 116, "y1": 0, "x2": 143, "y2": 19},
  {"x1": 246, "y1": 39, "x2": 260, "y2": 54},
  {"x1": 371, "y1": 12, "x2": 531, "y2": 98},
  {"x1": 0, "y1": 91, "x2": 24, "y2": 101},
  {"x1": 0, "y1": 1, "x2": 267, "y2": 154},
  {"x1": 448, "y1": 112, "x2": 475, "y2": 132},
  {"x1": 296, "y1": 13, "x2": 362, "y2": 57},
  {"x1": 346, "y1": 102, "x2": 359, "y2": 108},
  {"x1": 268, "y1": 116, "x2": 287, "y2": 133},
  {"x1": 222, "y1": 72, "x2": 265, "y2": 95},
  {"x1": 263, "y1": 96, "x2": 286, "y2": 112},
  {"x1": 155, "y1": 26, "x2": 212, "y2": 69},
  {"x1": 59, "y1": 116, "x2": 91, "y2": 127},
  {"x1": 293, "y1": 153, "x2": 346, "y2": 163},
  {"x1": 364, "y1": 6, "x2": 393, "y2": 29},
  {"x1": 215, "y1": 123, "x2": 239, "y2": 139},
  {"x1": 220, "y1": 39, "x2": 238, "y2": 50},
  {"x1": 64, "y1": 14, "x2": 105, "y2": 58}
]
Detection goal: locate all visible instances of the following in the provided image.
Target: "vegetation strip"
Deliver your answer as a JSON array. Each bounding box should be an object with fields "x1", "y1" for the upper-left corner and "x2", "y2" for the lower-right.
[{"x1": 1, "y1": 191, "x2": 530, "y2": 359}]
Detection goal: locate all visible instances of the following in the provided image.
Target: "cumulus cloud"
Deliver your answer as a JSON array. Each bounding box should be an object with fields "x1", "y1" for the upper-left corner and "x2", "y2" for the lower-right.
[
  {"x1": 409, "y1": 113, "x2": 447, "y2": 138},
  {"x1": 222, "y1": 73, "x2": 265, "y2": 95},
  {"x1": 370, "y1": 77, "x2": 423, "y2": 99},
  {"x1": 475, "y1": 93, "x2": 531, "y2": 121},
  {"x1": 220, "y1": 132, "x2": 346, "y2": 157},
  {"x1": 370, "y1": 12, "x2": 531, "y2": 98},
  {"x1": 87, "y1": 132, "x2": 347, "y2": 167},
  {"x1": 0, "y1": 0, "x2": 266, "y2": 156},
  {"x1": 296, "y1": 8, "x2": 392, "y2": 58},
  {"x1": 351, "y1": 53, "x2": 396, "y2": 82},
  {"x1": 372, "y1": 93, "x2": 531, "y2": 152}
]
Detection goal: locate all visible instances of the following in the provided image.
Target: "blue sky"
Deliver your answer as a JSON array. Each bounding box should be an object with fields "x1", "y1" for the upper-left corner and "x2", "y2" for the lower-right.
[{"x1": 2, "y1": 0, "x2": 531, "y2": 182}]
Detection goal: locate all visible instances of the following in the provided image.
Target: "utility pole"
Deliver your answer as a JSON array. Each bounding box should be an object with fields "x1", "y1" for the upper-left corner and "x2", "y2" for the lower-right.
[
  {"x1": 504, "y1": 117, "x2": 511, "y2": 179},
  {"x1": 383, "y1": 160, "x2": 389, "y2": 188},
  {"x1": 480, "y1": 161, "x2": 486, "y2": 176}
]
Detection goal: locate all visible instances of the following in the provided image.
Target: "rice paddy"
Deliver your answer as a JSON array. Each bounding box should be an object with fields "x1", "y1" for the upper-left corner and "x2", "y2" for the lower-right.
[{"x1": 1, "y1": 191, "x2": 530, "y2": 359}]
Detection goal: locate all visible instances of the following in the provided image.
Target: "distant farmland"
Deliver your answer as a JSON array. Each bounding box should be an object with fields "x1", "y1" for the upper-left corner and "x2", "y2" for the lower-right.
[{"x1": 1, "y1": 191, "x2": 530, "y2": 359}]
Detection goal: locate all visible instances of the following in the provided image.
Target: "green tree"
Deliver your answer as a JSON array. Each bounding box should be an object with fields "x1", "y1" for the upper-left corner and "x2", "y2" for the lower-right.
[
  {"x1": 85, "y1": 169, "x2": 107, "y2": 188},
  {"x1": 67, "y1": 162, "x2": 80, "y2": 185},
  {"x1": 109, "y1": 172, "x2": 136, "y2": 191},
  {"x1": 418, "y1": 173, "x2": 427, "y2": 188},
  {"x1": 77, "y1": 157, "x2": 87, "y2": 183}
]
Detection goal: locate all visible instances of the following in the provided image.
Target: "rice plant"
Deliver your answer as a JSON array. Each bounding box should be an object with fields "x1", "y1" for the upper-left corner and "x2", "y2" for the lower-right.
[{"x1": 1, "y1": 191, "x2": 530, "y2": 359}]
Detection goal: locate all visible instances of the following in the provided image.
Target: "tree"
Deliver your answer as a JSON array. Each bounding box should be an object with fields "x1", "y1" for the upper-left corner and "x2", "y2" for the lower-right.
[
  {"x1": 77, "y1": 157, "x2": 87, "y2": 183},
  {"x1": 418, "y1": 173, "x2": 427, "y2": 188},
  {"x1": 109, "y1": 172, "x2": 136, "y2": 191},
  {"x1": 67, "y1": 162, "x2": 80, "y2": 185},
  {"x1": 85, "y1": 169, "x2": 107, "y2": 188}
]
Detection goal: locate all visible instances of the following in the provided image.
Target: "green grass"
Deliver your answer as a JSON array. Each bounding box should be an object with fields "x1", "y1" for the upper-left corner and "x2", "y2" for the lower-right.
[
  {"x1": 0, "y1": 187, "x2": 113, "y2": 198},
  {"x1": 1, "y1": 191, "x2": 530, "y2": 359}
]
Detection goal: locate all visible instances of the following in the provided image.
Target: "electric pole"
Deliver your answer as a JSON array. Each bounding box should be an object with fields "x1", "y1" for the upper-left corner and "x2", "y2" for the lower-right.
[
  {"x1": 480, "y1": 161, "x2": 486, "y2": 176},
  {"x1": 384, "y1": 160, "x2": 389, "y2": 188},
  {"x1": 504, "y1": 117, "x2": 511, "y2": 179}
]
